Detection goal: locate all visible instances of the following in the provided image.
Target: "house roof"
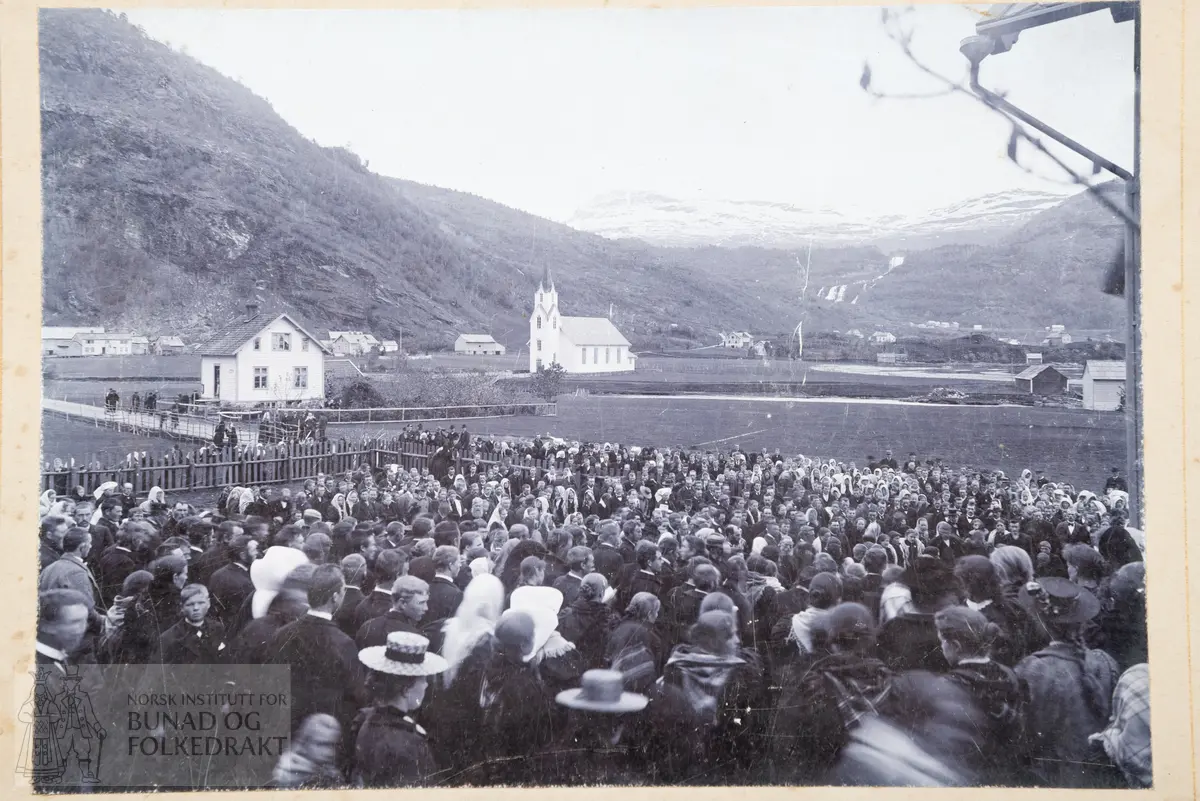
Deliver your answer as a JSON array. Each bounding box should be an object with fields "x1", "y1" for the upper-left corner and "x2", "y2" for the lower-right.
[
  {"x1": 42, "y1": 326, "x2": 104, "y2": 339},
  {"x1": 560, "y1": 316, "x2": 631, "y2": 347},
  {"x1": 73, "y1": 332, "x2": 134, "y2": 341},
  {"x1": 130, "y1": 336, "x2": 150, "y2": 344},
  {"x1": 457, "y1": 334, "x2": 501, "y2": 344},
  {"x1": 1085, "y1": 360, "x2": 1127, "y2": 381},
  {"x1": 155, "y1": 336, "x2": 185, "y2": 347},
  {"x1": 198, "y1": 312, "x2": 331, "y2": 356},
  {"x1": 1016, "y1": 364, "x2": 1065, "y2": 380}
]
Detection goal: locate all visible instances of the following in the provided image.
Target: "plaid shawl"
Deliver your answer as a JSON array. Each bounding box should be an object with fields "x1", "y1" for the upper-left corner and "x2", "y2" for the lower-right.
[{"x1": 1092, "y1": 663, "x2": 1151, "y2": 788}]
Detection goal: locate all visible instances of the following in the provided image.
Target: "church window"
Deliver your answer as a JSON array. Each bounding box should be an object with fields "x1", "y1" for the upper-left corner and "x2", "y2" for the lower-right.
[
  {"x1": 617, "y1": 348, "x2": 622, "y2": 363},
  {"x1": 537, "y1": 339, "x2": 542, "y2": 352},
  {"x1": 593, "y1": 347, "x2": 599, "y2": 363},
  {"x1": 537, "y1": 316, "x2": 542, "y2": 329},
  {"x1": 581, "y1": 348, "x2": 587, "y2": 364},
  {"x1": 605, "y1": 347, "x2": 610, "y2": 363},
  {"x1": 552, "y1": 316, "x2": 557, "y2": 329}
]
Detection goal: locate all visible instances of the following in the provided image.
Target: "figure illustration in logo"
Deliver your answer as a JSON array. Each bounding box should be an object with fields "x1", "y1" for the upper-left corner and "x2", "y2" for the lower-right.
[
  {"x1": 17, "y1": 667, "x2": 65, "y2": 783},
  {"x1": 51, "y1": 666, "x2": 106, "y2": 783}
]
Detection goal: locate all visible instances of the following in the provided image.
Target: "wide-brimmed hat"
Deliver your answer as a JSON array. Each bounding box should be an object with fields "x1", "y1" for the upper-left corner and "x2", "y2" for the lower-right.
[
  {"x1": 556, "y1": 669, "x2": 648, "y2": 713},
  {"x1": 250, "y1": 546, "x2": 309, "y2": 618},
  {"x1": 359, "y1": 631, "x2": 448, "y2": 677},
  {"x1": 1018, "y1": 578, "x2": 1100, "y2": 624}
]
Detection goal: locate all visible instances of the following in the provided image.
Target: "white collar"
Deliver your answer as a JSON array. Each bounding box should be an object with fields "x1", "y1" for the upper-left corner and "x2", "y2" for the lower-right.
[
  {"x1": 373, "y1": 587, "x2": 391, "y2": 595},
  {"x1": 234, "y1": 562, "x2": 249, "y2": 571},
  {"x1": 965, "y1": 598, "x2": 993, "y2": 611},
  {"x1": 306, "y1": 610, "x2": 333, "y2": 621},
  {"x1": 116, "y1": 546, "x2": 131, "y2": 553},
  {"x1": 344, "y1": 585, "x2": 361, "y2": 591},
  {"x1": 35, "y1": 641, "x2": 67, "y2": 662},
  {"x1": 957, "y1": 657, "x2": 992, "y2": 666}
]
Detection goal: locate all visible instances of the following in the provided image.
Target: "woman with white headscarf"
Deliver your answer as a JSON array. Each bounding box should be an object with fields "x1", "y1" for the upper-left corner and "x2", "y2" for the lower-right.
[{"x1": 422, "y1": 574, "x2": 507, "y2": 774}]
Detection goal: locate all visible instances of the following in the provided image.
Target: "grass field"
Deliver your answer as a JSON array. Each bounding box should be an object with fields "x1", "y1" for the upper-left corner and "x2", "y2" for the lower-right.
[
  {"x1": 45, "y1": 354, "x2": 199, "y2": 379},
  {"x1": 38, "y1": 416, "x2": 188, "y2": 465},
  {"x1": 39, "y1": 395, "x2": 1124, "y2": 494}
]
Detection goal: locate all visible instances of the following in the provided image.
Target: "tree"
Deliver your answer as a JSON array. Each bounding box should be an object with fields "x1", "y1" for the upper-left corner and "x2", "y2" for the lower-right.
[{"x1": 531, "y1": 362, "x2": 566, "y2": 401}]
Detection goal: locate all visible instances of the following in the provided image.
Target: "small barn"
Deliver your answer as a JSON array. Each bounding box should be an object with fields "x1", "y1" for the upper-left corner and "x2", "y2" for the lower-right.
[
  {"x1": 455, "y1": 334, "x2": 506, "y2": 356},
  {"x1": 1082, "y1": 360, "x2": 1127, "y2": 411},
  {"x1": 153, "y1": 336, "x2": 187, "y2": 355},
  {"x1": 1025, "y1": 352, "x2": 1043, "y2": 365},
  {"x1": 1015, "y1": 364, "x2": 1068, "y2": 395},
  {"x1": 130, "y1": 336, "x2": 151, "y2": 355}
]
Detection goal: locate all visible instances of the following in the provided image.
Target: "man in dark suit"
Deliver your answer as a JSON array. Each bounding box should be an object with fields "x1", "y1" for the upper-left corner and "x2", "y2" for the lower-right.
[
  {"x1": 421, "y1": 547, "x2": 463, "y2": 651},
  {"x1": 160, "y1": 585, "x2": 228, "y2": 664},
  {"x1": 39, "y1": 528, "x2": 102, "y2": 623},
  {"x1": 208, "y1": 535, "x2": 258, "y2": 635},
  {"x1": 552, "y1": 546, "x2": 593, "y2": 606},
  {"x1": 334, "y1": 554, "x2": 367, "y2": 637},
  {"x1": 39, "y1": 515, "x2": 69, "y2": 575},
  {"x1": 269, "y1": 565, "x2": 364, "y2": 742},
  {"x1": 36, "y1": 588, "x2": 91, "y2": 669},
  {"x1": 1054, "y1": 510, "x2": 1091, "y2": 545},
  {"x1": 662, "y1": 563, "x2": 719, "y2": 644},
  {"x1": 931, "y1": 522, "x2": 964, "y2": 568},
  {"x1": 618, "y1": 541, "x2": 664, "y2": 611},
  {"x1": 193, "y1": 520, "x2": 240, "y2": 587},
  {"x1": 591, "y1": 523, "x2": 625, "y2": 586},
  {"x1": 96, "y1": 524, "x2": 140, "y2": 609},
  {"x1": 355, "y1": 576, "x2": 427, "y2": 648},
  {"x1": 353, "y1": 549, "x2": 407, "y2": 634}
]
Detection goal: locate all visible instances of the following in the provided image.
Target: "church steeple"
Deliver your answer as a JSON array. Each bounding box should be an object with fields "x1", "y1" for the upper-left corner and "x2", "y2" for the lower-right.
[{"x1": 540, "y1": 265, "x2": 554, "y2": 291}]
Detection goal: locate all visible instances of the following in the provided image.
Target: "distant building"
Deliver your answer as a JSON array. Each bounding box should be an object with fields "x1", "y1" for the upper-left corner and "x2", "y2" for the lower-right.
[
  {"x1": 973, "y1": 324, "x2": 984, "y2": 331},
  {"x1": 153, "y1": 336, "x2": 187, "y2": 355},
  {"x1": 130, "y1": 336, "x2": 150, "y2": 355},
  {"x1": 1025, "y1": 352, "x2": 1044, "y2": 365},
  {"x1": 1015, "y1": 364, "x2": 1068, "y2": 395},
  {"x1": 846, "y1": 329, "x2": 864, "y2": 339},
  {"x1": 1082, "y1": 360, "x2": 1127, "y2": 411},
  {"x1": 455, "y1": 334, "x2": 506, "y2": 356},
  {"x1": 42, "y1": 326, "x2": 105, "y2": 357},
  {"x1": 197, "y1": 303, "x2": 329, "y2": 404},
  {"x1": 869, "y1": 331, "x2": 897, "y2": 345},
  {"x1": 529, "y1": 268, "x2": 634, "y2": 374},
  {"x1": 1045, "y1": 333, "x2": 1074, "y2": 347},
  {"x1": 720, "y1": 331, "x2": 754, "y2": 348},
  {"x1": 327, "y1": 331, "x2": 380, "y2": 356},
  {"x1": 380, "y1": 339, "x2": 401, "y2": 354},
  {"x1": 73, "y1": 332, "x2": 135, "y2": 356}
]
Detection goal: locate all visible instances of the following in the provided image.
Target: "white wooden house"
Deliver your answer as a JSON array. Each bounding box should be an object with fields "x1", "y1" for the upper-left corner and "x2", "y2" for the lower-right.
[{"x1": 197, "y1": 304, "x2": 329, "y2": 404}]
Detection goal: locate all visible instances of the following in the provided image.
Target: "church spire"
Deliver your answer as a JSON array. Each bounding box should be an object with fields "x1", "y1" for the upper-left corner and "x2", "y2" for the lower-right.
[{"x1": 540, "y1": 265, "x2": 554, "y2": 291}]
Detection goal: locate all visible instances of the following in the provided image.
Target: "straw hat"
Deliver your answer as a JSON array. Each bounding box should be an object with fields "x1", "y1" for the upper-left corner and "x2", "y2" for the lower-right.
[
  {"x1": 359, "y1": 632, "x2": 448, "y2": 677},
  {"x1": 250, "y1": 546, "x2": 309, "y2": 619},
  {"x1": 556, "y1": 669, "x2": 648, "y2": 713}
]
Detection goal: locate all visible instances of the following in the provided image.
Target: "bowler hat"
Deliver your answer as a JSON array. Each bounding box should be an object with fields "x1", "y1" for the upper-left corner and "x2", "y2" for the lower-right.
[{"x1": 1018, "y1": 577, "x2": 1100, "y2": 624}]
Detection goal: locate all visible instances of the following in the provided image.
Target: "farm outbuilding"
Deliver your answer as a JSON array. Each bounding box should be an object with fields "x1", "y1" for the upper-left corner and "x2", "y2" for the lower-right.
[
  {"x1": 1015, "y1": 364, "x2": 1068, "y2": 395},
  {"x1": 455, "y1": 334, "x2": 506, "y2": 356},
  {"x1": 1025, "y1": 352, "x2": 1043, "y2": 365},
  {"x1": 1082, "y1": 360, "x2": 1127, "y2": 411}
]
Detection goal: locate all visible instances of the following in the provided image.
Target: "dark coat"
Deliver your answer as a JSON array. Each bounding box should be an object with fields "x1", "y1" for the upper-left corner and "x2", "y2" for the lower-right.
[
  {"x1": 159, "y1": 618, "x2": 228, "y2": 665},
  {"x1": 192, "y1": 543, "x2": 229, "y2": 587},
  {"x1": 96, "y1": 545, "x2": 138, "y2": 609},
  {"x1": 353, "y1": 589, "x2": 395, "y2": 635},
  {"x1": 207, "y1": 563, "x2": 254, "y2": 634},
  {"x1": 877, "y1": 612, "x2": 950, "y2": 673},
  {"x1": 422, "y1": 576, "x2": 463, "y2": 633},
  {"x1": 334, "y1": 586, "x2": 365, "y2": 637},
  {"x1": 352, "y1": 706, "x2": 441, "y2": 788},
  {"x1": 230, "y1": 600, "x2": 305, "y2": 665},
  {"x1": 592, "y1": 543, "x2": 625, "y2": 586},
  {"x1": 269, "y1": 613, "x2": 365, "y2": 736},
  {"x1": 551, "y1": 572, "x2": 584, "y2": 606},
  {"x1": 618, "y1": 567, "x2": 664, "y2": 611},
  {"x1": 557, "y1": 599, "x2": 619, "y2": 671},
  {"x1": 355, "y1": 610, "x2": 422, "y2": 649}
]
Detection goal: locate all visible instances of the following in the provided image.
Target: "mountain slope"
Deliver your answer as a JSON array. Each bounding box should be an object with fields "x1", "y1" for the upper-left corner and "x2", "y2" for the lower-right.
[
  {"x1": 39, "y1": 9, "x2": 782, "y2": 351},
  {"x1": 39, "y1": 9, "x2": 1125, "y2": 349},
  {"x1": 566, "y1": 188, "x2": 1074, "y2": 251}
]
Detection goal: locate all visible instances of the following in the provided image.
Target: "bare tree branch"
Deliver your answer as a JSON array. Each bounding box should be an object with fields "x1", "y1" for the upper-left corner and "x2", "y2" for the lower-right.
[{"x1": 862, "y1": 6, "x2": 1138, "y2": 232}]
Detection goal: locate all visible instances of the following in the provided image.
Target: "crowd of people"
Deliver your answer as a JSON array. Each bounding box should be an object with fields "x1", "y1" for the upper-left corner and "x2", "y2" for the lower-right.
[{"x1": 34, "y1": 433, "x2": 1149, "y2": 789}]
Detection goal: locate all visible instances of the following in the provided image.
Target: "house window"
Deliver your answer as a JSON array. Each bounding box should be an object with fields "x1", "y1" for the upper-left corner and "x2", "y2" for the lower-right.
[
  {"x1": 253, "y1": 337, "x2": 261, "y2": 351},
  {"x1": 273, "y1": 332, "x2": 292, "y2": 351},
  {"x1": 617, "y1": 348, "x2": 622, "y2": 363},
  {"x1": 605, "y1": 347, "x2": 611, "y2": 364},
  {"x1": 293, "y1": 367, "x2": 308, "y2": 389},
  {"x1": 253, "y1": 367, "x2": 269, "y2": 389},
  {"x1": 537, "y1": 316, "x2": 542, "y2": 329},
  {"x1": 593, "y1": 347, "x2": 599, "y2": 363},
  {"x1": 537, "y1": 339, "x2": 542, "y2": 352},
  {"x1": 302, "y1": 337, "x2": 309, "y2": 352},
  {"x1": 581, "y1": 348, "x2": 587, "y2": 365}
]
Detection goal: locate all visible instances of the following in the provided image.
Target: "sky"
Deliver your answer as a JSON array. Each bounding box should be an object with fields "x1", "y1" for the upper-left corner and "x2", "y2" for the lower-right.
[{"x1": 119, "y1": 4, "x2": 1136, "y2": 223}]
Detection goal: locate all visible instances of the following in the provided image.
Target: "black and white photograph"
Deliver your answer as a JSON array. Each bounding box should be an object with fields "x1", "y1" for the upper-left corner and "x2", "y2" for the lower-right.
[{"x1": 22, "y1": 0, "x2": 1163, "y2": 792}]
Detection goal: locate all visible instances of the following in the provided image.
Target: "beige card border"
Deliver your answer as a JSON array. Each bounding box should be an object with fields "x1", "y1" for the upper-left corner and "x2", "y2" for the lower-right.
[{"x1": 1, "y1": 0, "x2": 1194, "y2": 798}]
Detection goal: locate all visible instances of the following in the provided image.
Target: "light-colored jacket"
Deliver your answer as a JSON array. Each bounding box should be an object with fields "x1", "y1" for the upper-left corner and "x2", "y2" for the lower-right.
[{"x1": 38, "y1": 554, "x2": 100, "y2": 609}]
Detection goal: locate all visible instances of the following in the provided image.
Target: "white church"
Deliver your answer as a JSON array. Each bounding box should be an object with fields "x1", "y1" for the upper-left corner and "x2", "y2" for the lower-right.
[{"x1": 529, "y1": 268, "x2": 636, "y2": 374}]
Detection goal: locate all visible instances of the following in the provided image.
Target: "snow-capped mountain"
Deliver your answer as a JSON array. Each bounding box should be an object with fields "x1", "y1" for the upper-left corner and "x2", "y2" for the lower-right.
[{"x1": 565, "y1": 188, "x2": 1076, "y2": 250}]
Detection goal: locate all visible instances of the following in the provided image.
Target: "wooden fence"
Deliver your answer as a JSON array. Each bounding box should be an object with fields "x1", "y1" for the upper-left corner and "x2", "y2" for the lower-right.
[{"x1": 41, "y1": 436, "x2": 620, "y2": 498}]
